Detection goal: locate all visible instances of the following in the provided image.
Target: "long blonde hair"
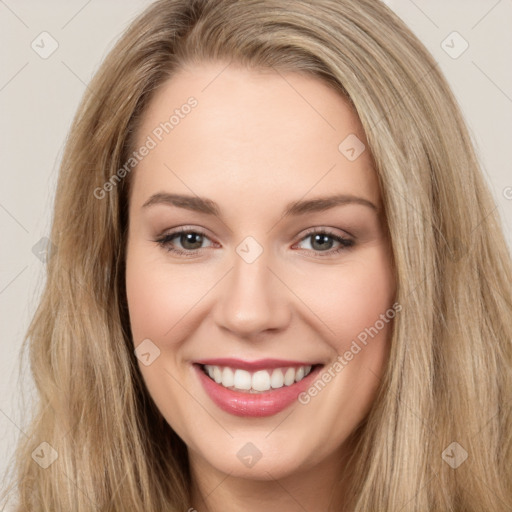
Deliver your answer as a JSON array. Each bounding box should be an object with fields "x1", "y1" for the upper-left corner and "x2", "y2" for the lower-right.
[{"x1": 3, "y1": 0, "x2": 511, "y2": 510}]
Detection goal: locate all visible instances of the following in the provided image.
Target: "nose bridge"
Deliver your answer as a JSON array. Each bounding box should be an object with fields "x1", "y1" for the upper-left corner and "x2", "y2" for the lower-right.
[{"x1": 214, "y1": 243, "x2": 290, "y2": 336}]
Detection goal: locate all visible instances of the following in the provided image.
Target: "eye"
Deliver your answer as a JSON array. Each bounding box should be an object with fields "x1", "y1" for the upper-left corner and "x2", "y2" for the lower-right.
[
  {"x1": 154, "y1": 227, "x2": 354, "y2": 258},
  {"x1": 294, "y1": 228, "x2": 354, "y2": 256},
  {"x1": 155, "y1": 228, "x2": 214, "y2": 256}
]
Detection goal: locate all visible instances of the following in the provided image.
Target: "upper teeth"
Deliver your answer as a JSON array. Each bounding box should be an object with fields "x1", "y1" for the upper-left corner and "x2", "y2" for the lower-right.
[{"x1": 203, "y1": 365, "x2": 313, "y2": 393}]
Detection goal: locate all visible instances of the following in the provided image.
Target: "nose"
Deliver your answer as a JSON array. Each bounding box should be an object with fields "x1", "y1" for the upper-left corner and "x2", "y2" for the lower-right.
[{"x1": 213, "y1": 250, "x2": 292, "y2": 338}]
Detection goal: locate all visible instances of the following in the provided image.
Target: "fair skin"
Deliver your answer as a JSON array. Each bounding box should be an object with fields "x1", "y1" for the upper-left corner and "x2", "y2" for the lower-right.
[{"x1": 125, "y1": 61, "x2": 396, "y2": 511}]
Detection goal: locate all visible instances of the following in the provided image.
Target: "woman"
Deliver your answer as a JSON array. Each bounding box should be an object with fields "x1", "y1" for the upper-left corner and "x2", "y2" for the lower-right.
[{"x1": 3, "y1": 0, "x2": 511, "y2": 510}]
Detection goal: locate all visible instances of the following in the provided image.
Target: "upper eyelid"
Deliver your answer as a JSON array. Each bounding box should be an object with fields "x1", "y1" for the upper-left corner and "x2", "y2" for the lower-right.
[{"x1": 300, "y1": 226, "x2": 354, "y2": 239}]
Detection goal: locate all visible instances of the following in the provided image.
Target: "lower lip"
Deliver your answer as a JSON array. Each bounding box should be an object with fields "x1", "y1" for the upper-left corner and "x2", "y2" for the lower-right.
[{"x1": 194, "y1": 364, "x2": 322, "y2": 417}]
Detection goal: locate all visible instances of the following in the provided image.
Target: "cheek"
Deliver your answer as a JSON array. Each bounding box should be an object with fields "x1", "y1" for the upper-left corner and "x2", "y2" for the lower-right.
[
  {"x1": 125, "y1": 246, "x2": 209, "y2": 344},
  {"x1": 286, "y1": 248, "x2": 395, "y2": 442},
  {"x1": 292, "y1": 246, "x2": 395, "y2": 346},
  {"x1": 124, "y1": 244, "x2": 206, "y2": 432}
]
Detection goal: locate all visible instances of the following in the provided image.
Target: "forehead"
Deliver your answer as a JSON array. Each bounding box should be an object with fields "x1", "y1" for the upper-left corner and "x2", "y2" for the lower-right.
[{"x1": 129, "y1": 62, "x2": 380, "y2": 212}]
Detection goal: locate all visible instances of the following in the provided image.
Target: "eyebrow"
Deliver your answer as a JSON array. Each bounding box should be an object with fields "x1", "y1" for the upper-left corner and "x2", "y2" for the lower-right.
[{"x1": 141, "y1": 192, "x2": 378, "y2": 216}]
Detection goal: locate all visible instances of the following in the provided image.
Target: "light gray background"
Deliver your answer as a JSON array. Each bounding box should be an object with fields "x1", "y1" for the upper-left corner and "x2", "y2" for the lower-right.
[{"x1": 1, "y1": 0, "x2": 511, "y2": 494}]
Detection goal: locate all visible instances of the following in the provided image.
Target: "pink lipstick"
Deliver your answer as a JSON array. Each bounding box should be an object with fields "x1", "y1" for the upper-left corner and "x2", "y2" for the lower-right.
[{"x1": 193, "y1": 358, "x2": 323, "y2": 417}]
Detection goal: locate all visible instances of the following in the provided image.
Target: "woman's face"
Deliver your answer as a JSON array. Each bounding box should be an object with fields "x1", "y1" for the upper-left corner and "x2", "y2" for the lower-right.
[{"x1": 125, "y1": 62, "x2": 395, "y2": 482}]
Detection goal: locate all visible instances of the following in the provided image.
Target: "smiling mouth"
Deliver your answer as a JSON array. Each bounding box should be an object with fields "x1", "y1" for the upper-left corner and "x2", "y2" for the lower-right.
[{"x1": 197, "y1": 363, "x2": 323, "y2": 394}]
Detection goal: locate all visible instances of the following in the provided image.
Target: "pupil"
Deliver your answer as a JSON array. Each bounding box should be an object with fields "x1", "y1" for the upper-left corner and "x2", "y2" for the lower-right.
[
  {"x1": 312, "y1": 234, "x2": 332, "y2": 251},
  {"x1": 181, "y1": 233, "x2": 202, "y2": 250}
]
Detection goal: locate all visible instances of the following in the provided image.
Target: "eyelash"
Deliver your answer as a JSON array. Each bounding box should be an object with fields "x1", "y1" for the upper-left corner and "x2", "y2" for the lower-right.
[{"x1": 154, "y1": 227, "x2": 354, "y2": 258}]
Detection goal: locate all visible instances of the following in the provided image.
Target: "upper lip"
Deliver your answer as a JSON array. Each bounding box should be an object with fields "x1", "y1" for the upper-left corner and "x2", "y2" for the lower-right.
[{"x1": 194, "y1": 358, "x2": 322, "y2": 371}]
